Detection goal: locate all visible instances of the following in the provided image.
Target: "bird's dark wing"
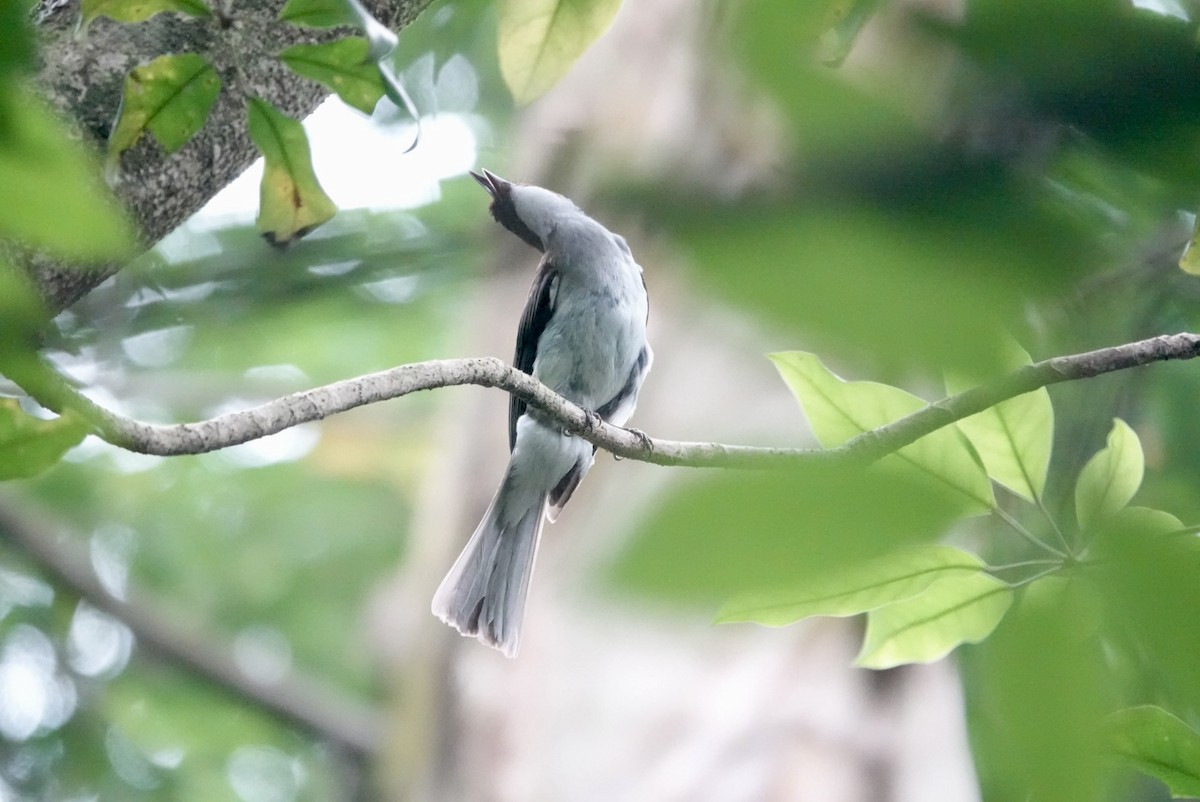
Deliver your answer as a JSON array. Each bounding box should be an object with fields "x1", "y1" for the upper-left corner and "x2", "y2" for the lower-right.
[
  {"x1": 548, "y1": 342, "x2": 652, "y2": 518},
  {"x1": 595, "y1": 344, "x2": 652, "y2": 423},
  {"x1": 510, "y1": 257, "x2": 559, "y2": 450}
]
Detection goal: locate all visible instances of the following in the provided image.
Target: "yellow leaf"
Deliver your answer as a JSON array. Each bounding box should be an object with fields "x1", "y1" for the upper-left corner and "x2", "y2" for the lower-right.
[
  {"x1": 498, "y1": 0, "x2": 623, "y2": 104},
  {"x1": 245, "y1": 97, "x2": 337, "y2": 246}
]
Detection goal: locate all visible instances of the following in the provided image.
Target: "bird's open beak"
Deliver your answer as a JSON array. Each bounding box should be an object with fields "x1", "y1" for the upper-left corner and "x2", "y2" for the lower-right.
[{"x1": 469, "y1": 168, "x2": 507, "y2": 197}]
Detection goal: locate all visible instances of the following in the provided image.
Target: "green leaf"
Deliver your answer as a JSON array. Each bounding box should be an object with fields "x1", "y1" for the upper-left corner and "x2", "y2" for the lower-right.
[
  {"x1": 81, "y1": 0, "x2": 210, "y2": 27},
  {"x1": 0, "y1": 88, "x2": 133, "y2": 260},
  {"x1": 0, "y1": 400, "x2": 88, "y2": 480},
  {"x1": 1075, "y1": 418, "x2": 1143, "y2": 531},
  {"x1": 1106, "y1": 706, "x2": 1200, "y2": 798},
  {"x1": 771, "y1": 351, "x2": 994, "y2": 514},
  {"x1": 280, "y1": 0, "x2": 398, "y2": 58},
  {"x1": 245, "y1": 97, "x2": 337, "y2": 246},
  {"x1": 0, "y1": 264, "x2": 48, "y2": 385},
  {"x1": 611, "y1": 462, "x2": 966, "y2": 602},
  {"x1": 949, "y1": 343, "x2": 1053, "y2": 502},
  {"x1": 1180, "y1": 215, "x2": 1200, "y2": 275},
  {"x1": 335, "y1": 0, "x2": 418, "y2": 122},
  {"x1": 717, "y1": 545, "x2": 985, "y2": 625},
  {"x1": 1093, "y1": 512, "x2": 1200, "y2": 715},
  {"x1": 855, "y1": 568, "x2": 1012, "y2": 668},
  {"x1": 1108, "y1": 505, "x2": 1184, "y2": 535},
  {"x1": 279, "y1": 38, "x2": 386, "y2": 115},
  {"x1": 279, "y1": 0, "x2": 354, "y2": 28},
  {"x1": 497, "y1": 0, "x2": 623, "y2": 104},
  {"x1": 107, "y1": 53, "x2": 221, "y2": 166},
  {"x1": 962, "y1": 576, "x2": 1110, "y2": 802},
  {"x1": 0, "y1": 0, "x2": 36, "y2": 81}
]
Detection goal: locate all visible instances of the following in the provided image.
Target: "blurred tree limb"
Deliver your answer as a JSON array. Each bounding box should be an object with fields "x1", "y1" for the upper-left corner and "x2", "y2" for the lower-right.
[
  {"x1": 17, "y1": 332, "x2": 1200, "y2": 469},
  {"x1": 0, "y1": 497, "x2": 384, "y2": 757},
  {"x1": 24, "y1": 0, "x2": 432, "y2": 313}
]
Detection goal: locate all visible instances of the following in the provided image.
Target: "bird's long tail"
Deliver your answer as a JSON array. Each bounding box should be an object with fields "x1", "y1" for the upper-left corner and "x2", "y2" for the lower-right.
[{"x1": 431, "y1": 480, "x2": 547, "y2": 658}]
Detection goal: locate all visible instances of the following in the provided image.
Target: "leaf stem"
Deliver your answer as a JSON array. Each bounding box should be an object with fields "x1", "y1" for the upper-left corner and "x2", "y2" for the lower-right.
[
  {"x1": 1033, "y1": 493, "x2": 1074, "y2": 555},
  {"x1": 993, "y1": 506, "x2": 1070, "y2": 559},
  {"x1": 986, "y1": 558, "x2": 1065, "y2": 572},
  {"x1": 999, "y1": 564, "x2": 1064, "y2": 589}
]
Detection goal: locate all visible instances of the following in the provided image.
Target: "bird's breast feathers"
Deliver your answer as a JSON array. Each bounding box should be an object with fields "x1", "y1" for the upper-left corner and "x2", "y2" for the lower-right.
[{"x1": 533, "y1": 276, "x2": 646, "y2": 408}]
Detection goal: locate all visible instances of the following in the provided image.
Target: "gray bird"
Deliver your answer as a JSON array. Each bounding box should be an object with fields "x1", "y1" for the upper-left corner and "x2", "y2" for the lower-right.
[{"x1": 432, "y1": 170, "x2": 652, "y2": 657}]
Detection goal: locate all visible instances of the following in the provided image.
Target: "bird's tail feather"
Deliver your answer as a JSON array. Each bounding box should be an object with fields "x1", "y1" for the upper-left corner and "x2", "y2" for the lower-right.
[{"x1": 431, "y1": 489, "x2": 546, "y2": 658}]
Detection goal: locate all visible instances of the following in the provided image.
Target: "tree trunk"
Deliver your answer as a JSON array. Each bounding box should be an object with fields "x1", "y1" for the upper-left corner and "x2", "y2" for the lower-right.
[{"x1": 27, "y1": 0, "x2": 432, "y2": 313}]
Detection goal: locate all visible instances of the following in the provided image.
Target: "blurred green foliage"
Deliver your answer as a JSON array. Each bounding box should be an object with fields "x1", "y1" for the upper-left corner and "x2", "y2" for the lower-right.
[
  {"x1": 963, "y1": 575, "x2": 1111, "y2": 802},
  {"x1": 1, "y1": 201, "x2": 489, "y2": 797},
  {"x1": 613, "y1": 0, "x2": 1200, "y2": 798},
  {"x1": 0, "y1": 400, "x2": 87, "y2": 480},
  {"x1": 637, "y1": 0, "x2": 1200, "y2": 380},
  {"x1": 0, "y1": 87, "x2": 133, "y2": 261},
  {"x1": 1104, "y1": 706, "x2": 1200, "y2": 798},
  {"x1": 8, "y1": 0, "x2": 1200, "y2": 798},
  {"x1": 0, "y1": 2, "x2": 131, "y2": 474},
  {"x1": 2, "y1": 208, "x2": 481, "y2": 796},
  {"x1": 611, "y1": 462, "x2": 966, "y2": 600},
  {"x1": 1, "y1": 0, "x2": 507, "y2": 797},
  {"x1": 0, "y1": 0, "x2": 132, "y2": 262}
]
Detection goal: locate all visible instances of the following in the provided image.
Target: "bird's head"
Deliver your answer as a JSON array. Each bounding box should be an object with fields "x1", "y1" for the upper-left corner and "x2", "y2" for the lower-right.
[{"x1": 469, "y1": 169, "x2": 580, "y2": 253}]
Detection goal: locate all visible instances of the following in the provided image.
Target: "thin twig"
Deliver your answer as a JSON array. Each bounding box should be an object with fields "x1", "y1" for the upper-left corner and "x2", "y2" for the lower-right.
[{"x1": 21, "y1": 332, "x2": 1200, "y2": 469}]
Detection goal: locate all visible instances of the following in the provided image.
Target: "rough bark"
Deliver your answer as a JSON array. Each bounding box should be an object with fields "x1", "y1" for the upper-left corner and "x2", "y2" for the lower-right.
[{"x1": 27, "y1": 0, "x2": 433, "y2": 313}]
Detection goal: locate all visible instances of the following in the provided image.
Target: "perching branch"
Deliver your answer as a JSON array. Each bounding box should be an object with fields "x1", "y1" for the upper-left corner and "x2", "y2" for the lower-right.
[
  {"x1": 0, "y1": 498, "x2": 383, "y2": 756},
  {"x1": 27, "y1": 332, "x2": 1200, "y2": 469}
]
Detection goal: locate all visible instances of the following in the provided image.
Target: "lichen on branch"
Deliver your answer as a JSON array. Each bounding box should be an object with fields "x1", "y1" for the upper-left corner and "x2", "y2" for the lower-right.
[{"x1": 24, "y1": 332, "x2": 1200, "y2": 470}]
